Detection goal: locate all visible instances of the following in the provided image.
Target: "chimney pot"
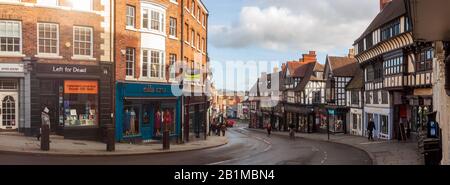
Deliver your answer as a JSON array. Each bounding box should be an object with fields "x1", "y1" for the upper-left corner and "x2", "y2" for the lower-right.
[{"x1": 380, "y1": 0, "x2": 392, "y2": 11}]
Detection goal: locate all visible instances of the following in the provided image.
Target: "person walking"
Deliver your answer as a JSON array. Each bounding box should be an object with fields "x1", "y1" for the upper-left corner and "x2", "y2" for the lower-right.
[
  {"x1": 367, "y1": 118, "x2": 376, "y2": 141},
  {"x1": 267, "y1": 123, "x2": 272, "y2": 137},
  {"x1": 220, "y1": 123, "x2": 227, "y2": 136},
  {"x1": 289, "y1": 123, "x2": 295, "y2": 140}
]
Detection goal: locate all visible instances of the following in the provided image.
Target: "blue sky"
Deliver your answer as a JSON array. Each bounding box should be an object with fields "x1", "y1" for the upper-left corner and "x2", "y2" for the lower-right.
[{"x1": 203, "y1": 0, "x2": 379, "y2": 91}]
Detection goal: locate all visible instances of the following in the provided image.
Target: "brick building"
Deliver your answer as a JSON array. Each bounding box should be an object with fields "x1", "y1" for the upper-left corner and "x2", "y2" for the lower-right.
[
  {"x1": 114, "y1": 0, "x2": 209, "y2": 143},
  {"x1": 0, "y1": 0, "x2": 113, "y2": 140}
]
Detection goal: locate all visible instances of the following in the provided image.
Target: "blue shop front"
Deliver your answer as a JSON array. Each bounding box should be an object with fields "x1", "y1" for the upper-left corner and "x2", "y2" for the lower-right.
[{"x1": 115, "y1": 82, "x2": 181, "y2": 142}]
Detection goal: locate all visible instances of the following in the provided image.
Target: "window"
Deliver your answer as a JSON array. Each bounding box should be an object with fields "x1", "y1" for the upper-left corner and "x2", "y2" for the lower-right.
[
  {"x1": 384, "y1": 56, "x2": 404, "y2": 75},
  {"x1": 64, "y1": 80, "x2": 98, "y2": 127},
  {"x1": 72, "y1": 0, "x2": 92, "y2": 11},
  {"x1": 417, "y1": 48, "x2": 433, "y2": 72},
  {"x1": 201, "y1": 37, "x2": 205, "y2": 52},
  {"x1": 191, "y1": 29, "x2": 195, "y2": 47},
  {"x1": 37, "y1": 0, "x2": 58, "y2": 6},
  {"x1": 380, "y1": 115, "x2": 389, "y2": 135},
  {"x1": 197, "y1": 33, "x2": 200, "y2": 49},
  {"x1": 142, "y1": 50, "x2": 148, "y2": 77},
  {"x1": 405, "y1": 16, "x2": 412, "y2": 32},
  {"x1": 202, "y1": 13, "x2": 206, "y2": 26},
  {"x1": 73, "y1": 26, "x2": 93, "y2": 57},
  {"x1": 37, "y1": 23, "x2": 58, "y2": 55},
  {"x1": 197, "y1": 6, "x2": 200, "y2": 20},
  {"x1": 313, "y1": 91, "x2": 321, "y2": 104},
  {"x1": 142, "y1": 8, "x2": 165, "y2": 32},
  {"x1": 381, "y1": 19, "x2": 400, "y2": 41},
  {"x1": 126, "y1": 48, "x2": 135, "y2": 77},
  {"x1": 373, "y1": 91, "x2": 379, "y2": 104},
  {"x1": 191, "y1": 0, "x2": 195, "y2": 15},
  {"x1": 150, "y1": 51, "x2": 164, "y2": 78},
  {"x1": 126, "y1": 5, "x2": 135, "y2": 27},
  {"x1": 374, "y1": 63, "x2": 383, "y2": 81},
  {"x1": 381, "y1": 91, "x2": 388, "y2": 104},
  {"x1": 366, "y1": 66, "x2": 374, "y2": 82},
  {"x1": 169, "y1": 17, "x2": 177, "y2": 37},
  {"x1": 185, "y1": 23, "x2": 189, "y2": 43},
  {"x1": 366, "y1": 91, "x2": 371, "y2": 104},
  {"x1": 0, "y1": 20, "x2": 21, "y2": 53},
  {"x1": 351, "y1": 91, "x2": 359, "y2": 105},
  {"x1": 169, "y1": 54, "x2": 177, "y2": 80}
]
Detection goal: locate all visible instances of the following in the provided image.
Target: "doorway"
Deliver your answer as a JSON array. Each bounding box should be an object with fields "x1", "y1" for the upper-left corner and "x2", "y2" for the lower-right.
[{"x1": 0, "y1": 93, "x2": 18, "y2": 130}]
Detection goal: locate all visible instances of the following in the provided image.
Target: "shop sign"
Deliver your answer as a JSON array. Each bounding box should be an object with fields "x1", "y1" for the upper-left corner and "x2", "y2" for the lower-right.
[
  {"x1": 37, "y1": 64, "x2": 100, "y2": 75},
  {"x1": 64, "y1": 80, "x2": 98, "y2": 94},
  {"x1": 144, "y1": 85, "x2": 168, "y2": 93},
  {"x1": 0, "y1": 63, "x2": 24, "y2": 73},
  {"x1": 328, "y1": 109, "x2": 335, "y2": 115}
]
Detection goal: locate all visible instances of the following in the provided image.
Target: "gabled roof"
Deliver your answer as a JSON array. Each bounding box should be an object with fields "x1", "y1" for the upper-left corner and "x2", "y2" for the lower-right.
[
  {"x1": 327, "y1": 56, "x2": 359, "y2": 77},
  {"x1": 346, "y1": 68, "x2": 364, "y2": 90},
  {"x1": 354, "y1": 0, "x2": 406, "y2": 44},
  {"x1": 295, "y1": 62, "x2": 324, "y2": 91}
]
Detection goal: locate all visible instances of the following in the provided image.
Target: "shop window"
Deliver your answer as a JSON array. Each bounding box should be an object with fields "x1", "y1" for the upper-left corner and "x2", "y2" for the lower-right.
[
  {"x1": 63, "y1": 80, "x2": 98, "y2": 127},
  {"x1": 380, "y1": 115, "x2": 389, "y2": 135},
  {"x1": 123, "y1": 104, "x2": 140, "y2": 136}
]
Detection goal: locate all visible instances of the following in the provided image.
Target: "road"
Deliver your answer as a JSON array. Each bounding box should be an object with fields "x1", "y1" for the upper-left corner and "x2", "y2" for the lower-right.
[{"x1": 0, "y1": 125, "x2": 372, "y2": 165}]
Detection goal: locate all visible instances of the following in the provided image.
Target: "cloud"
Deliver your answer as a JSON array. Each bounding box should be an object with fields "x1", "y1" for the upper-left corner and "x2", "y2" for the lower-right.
[{"x1": 210, "y1": 0, "x2": 378, "y2": 52}]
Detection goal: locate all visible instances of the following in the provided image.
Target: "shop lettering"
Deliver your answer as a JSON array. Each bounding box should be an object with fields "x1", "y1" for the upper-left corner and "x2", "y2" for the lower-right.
[
  {"x1": 52, "y1": 66, "x2": 87, "y2": 73},
  {"x1": 144, "y1": 87, "x2": 167, "y2": 93}
]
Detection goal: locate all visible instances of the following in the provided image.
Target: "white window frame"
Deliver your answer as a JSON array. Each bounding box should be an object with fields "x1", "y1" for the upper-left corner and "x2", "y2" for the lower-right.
[
  {"x1": 141, "y1": 7, "x2": 165, "y2": 34},
  {"x1": 72, "y1": 26, "x2": 94, "y2": 59},
  {"x1": 126, "y1": 5, "x2": 136, "y2": 28},
  {"x1": 37, "y1": 23, "x2": 59, "y2": 56},
  {"x1": 169, "y1": 53, "x2": 177, "y2": 80},
  {"x1": 169, "y1": 17, "x2": 177, "y2": 38},
  {"x1": 72, "y1": 0, "x2": 93, "y2": 11},
  {"x1": 191, "y1": 29, "x2": 195, "y2": 48},
  {"x1": 126, "y1": 48, "x2": 135, "y2": 78},
  {"x1": 141, "y1": 49, "x2": 165, "y2": 80},
  {"x1": 0, "y1": 20, "x2": 22, "y2": 55}
]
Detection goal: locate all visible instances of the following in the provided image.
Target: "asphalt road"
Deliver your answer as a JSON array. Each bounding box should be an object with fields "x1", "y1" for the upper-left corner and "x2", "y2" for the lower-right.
[{"x1": 0, "y1": 126, "x2": 372, "y2": 165}]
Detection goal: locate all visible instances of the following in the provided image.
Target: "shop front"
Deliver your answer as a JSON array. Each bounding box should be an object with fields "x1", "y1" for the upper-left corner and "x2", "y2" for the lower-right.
[
  {"x1": 184, "y1": 95, "x2": 208, "y2": 141},
  {"x1": 364, "y1": 106, "x2": 393, "y2": 140},
  {"x1": 349, "y1": 108, "x2": 363, "y2": 136},
  {"x1": 0, "y1": 62, "x2": 30, "y2": 133},
  {"x1": 326, "y1": 108, "x2": 349, "y2": 134},
  {"x1": 115, "y1": 82, "x2": 181, "y2": 143},
  {"x1": 30, "y1": 63, "x2": 113, "y2": 140},
  {"x1": 284, "y1": 104, "x2": 315, "y2": 133}
]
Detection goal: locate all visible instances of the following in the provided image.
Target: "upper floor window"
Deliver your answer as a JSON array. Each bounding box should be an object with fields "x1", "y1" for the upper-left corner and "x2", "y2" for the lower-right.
[
  {"x1": 373, "y1": 91, "x2": 379, "y2": 104},
  {"x1": 366, "y1": 65, "x2": 374, "y2": 82},
  {"x1": 191, "y1": 29, "x2": 195, "y2": 47},
  {"x1": 73, "y1": 26, "x2": 93, "y2": 57},
  {"x1": 313, "y1": 91, "x2": 321, "y2": 104},
  {"x1": 142, "y1": 49, "x2": 165, "y2": 79},
  {"x1": 185, "y1": 23, "x2": 189, "y2": 43},
  {"x1": 37, "y1": 0, "x2": 58, "y2": 6},
  {"x1": 374, "y1": 63, "x2": 383, "y2": 81},
  {"x1": 72, "y1": 0, "x2": 93, "y2": 11},
  {"x1": 417, "y1": 48, "x2": 433, "y2": 72},
  {"x1": 169, "y1": 17, "x2": 177, "y2": 37},
  {"x1": 169, "y1": 54, "x2": 177, "y2": 80},
  {"x1": 201, "y1": 37, "x2": 205, "y2": 52},
  {"x1": 384, "y1": 56, "x2": 404, "y2": 75},
  {"x1": 37, "y1": 23, "x2": 59, "y2": 55},
  {"x1": 381, "y1": 91, "x2": 388, "y2": 104},
  {"x1": 126, "y1": 48, "x2": 135, "y2": 77},
  {"x1": 197, "y1": 6, "x2": 201, "y2": 20},
  {"x1": 126, "y1": 5, "x2": 135, "y2": 28},
  {"x1": 405, "y1": 16, "x2": 412, "y2": 32},
  {"x1": 0, "y1": 20, "x2": 21, "y2": 53},
  {"x1": 141, "y1": 9, "x2": 164, "y2": 33},
  {"x1": 191, "y1": 0, "x2": 195, "y2": 15},
  {"x1": 351, "y1": 91, "x2": 359, "y2": 105},
  {"x1": 197, "y1": 33, "x2": 200, "y2": 49},
  {"x1": 381, "y1": 19, "x2": 400, "y2": 41},
  {"x1": 202, "y1": 13, "x2": 206, "y2": 26}
]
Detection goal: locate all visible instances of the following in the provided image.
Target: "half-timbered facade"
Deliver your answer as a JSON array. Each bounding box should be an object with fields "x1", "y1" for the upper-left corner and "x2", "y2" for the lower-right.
[
  {"x1": 324, "y1": 54, "x2": 359, "y2": 134},
  {"x1": 346, "y1": 69, "x2": 364, "y2": 136},
  {"x1": 354, "y1": 0, "x2": 434, "y2": 140}
]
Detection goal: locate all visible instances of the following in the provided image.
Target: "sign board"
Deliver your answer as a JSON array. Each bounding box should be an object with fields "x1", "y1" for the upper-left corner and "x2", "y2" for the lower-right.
[
  {"x1": 64, "y1": 80, "x2": 98, "y2": 94},
  {"x1": 328, "y1": 109, "x2": 335, "y2": 115},
  {"x1": 0, "y1": 63, "x2": 24, "y2": 73}
]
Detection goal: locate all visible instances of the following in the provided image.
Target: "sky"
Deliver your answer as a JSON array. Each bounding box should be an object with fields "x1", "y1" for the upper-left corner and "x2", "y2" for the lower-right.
[{"x1": 203, "y1": 0, "x2": 380, "y2": 92}]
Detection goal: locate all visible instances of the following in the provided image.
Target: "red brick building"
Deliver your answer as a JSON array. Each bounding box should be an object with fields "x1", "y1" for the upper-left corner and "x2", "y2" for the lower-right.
[{"x1": 0, "y1": 0, "x2": 113, "y2": 140}]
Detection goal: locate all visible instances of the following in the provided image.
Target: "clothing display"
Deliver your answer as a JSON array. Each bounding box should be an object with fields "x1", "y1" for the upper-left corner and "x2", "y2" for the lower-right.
[
  {"x1": 124, "y1": 109, "x2": 131, "y2": 133},
  {"x1": 130, "y1": 109, "x2": 136, "y2": 134}
]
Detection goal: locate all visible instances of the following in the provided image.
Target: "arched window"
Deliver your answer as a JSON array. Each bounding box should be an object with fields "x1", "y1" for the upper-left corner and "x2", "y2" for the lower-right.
[{"x1": 2, "y1": 96, "x2": 16, "y2": 127}]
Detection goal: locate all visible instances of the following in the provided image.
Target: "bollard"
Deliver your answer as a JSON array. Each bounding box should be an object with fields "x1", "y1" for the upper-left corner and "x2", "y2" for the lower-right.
[
  {"x1": 41, "y1": 124, "x2": 50, "y2": 151},
  {"x1": 106, "y1": 126, "x2": 115, "y2": 152},
  {"x1": 163, "y1": 130, "x2": 170, "y2": 150}
]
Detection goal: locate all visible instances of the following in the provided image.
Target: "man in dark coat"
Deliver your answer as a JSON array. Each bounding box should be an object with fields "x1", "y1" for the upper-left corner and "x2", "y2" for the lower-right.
[{"x1": 367, "y1": 118, "x2": 376, "y2": 141}]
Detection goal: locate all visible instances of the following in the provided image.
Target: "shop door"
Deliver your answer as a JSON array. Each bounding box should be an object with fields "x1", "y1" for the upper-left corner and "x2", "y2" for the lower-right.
[{"x1": 0, "y1": 93, "x2": 18, "y2": 130}]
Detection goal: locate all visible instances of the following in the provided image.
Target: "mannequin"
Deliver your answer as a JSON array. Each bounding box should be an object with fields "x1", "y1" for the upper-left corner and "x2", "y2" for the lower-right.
[
  {"x1": 130, "y1": 108, "x2": 136, "y2": 134},
  {"x1": 124, "y1": 109, "x2": 130, "y2": 135},
  {"x1": 163, "y1": 109, "x2": 173, "y2": 132},
  {"x1": 155, "y1": 108, "x2": 162, "y2": 136}
]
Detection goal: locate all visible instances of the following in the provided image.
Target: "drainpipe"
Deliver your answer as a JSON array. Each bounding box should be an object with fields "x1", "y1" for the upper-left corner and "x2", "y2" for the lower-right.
[{"x1": 179, "y1": 0, "x2": 185, "y2": 144}]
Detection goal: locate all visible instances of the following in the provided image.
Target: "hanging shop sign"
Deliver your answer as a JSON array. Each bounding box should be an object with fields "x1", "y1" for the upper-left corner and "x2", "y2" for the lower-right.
[{"x1": 64, "y1": 80, "x2": 98, "y2": 94}]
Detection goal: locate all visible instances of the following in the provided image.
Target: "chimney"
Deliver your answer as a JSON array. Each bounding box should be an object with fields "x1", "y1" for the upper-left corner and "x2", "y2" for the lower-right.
[
  {"x1": 380, "y1": 0, "x2": 392, "y2": 11},
  {"x1": 302, "y1": 51, "x2": 317, "y2": 63},
  {"x1": 348, "y1": 48, "x2": 355, "y2": 58}
]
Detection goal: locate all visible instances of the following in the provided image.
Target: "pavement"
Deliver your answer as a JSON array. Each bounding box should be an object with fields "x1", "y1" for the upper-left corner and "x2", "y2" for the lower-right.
[
  {"x1": 0, "y1": 132, "x2": 228, "y2": 156},
  {"x1": 248, "y1": 128, "x2": 424, "y2": 165}
]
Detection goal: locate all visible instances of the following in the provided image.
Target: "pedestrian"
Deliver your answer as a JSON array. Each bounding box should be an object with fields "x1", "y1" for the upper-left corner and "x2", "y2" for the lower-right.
[
  {"x1": 289, "y1": 123, "x2": 295, "y2": 140},
  {"x1": 37, "y1": 107, "x2": 51, "y2": 142},
  {"x1": 267, "y1": 123, "x2": 272, "y2": 137},
  {"x1": 367, "y1": 118, "x2": 376, "y2": 141},
  {"x1": 221, "y1": 123, "x2": 227, "y2": 136}
]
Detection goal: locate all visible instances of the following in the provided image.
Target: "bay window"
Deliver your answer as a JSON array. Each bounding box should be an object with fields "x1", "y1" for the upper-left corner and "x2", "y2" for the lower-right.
[
  {"x1": 142, "y1": 8, "x2": 165, "y2": 33},
  {"x1": 37, "y1": 0, "x2": 58, "y2": 6},
  {"x1": 142, "y1": 49, "x2": 165, "y2": 79},
  {"x1": 0, "y1": 20, "x2": 21, "y2": 54},
  {"x1": 72, "y1": 0, "x2": 93, "y2": 11}
]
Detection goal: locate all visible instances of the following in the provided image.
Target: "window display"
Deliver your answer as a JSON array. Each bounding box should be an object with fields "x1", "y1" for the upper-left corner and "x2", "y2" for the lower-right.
[{"x1": 63, "y1": 80, "x2": 98, "y2": 127}]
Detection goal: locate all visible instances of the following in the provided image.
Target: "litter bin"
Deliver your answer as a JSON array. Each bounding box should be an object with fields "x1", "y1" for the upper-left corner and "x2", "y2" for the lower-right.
[{"x1": 423, "y1": 138, "x2": 441, "y2": 165}]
